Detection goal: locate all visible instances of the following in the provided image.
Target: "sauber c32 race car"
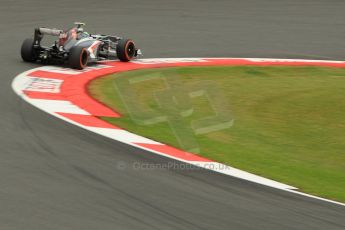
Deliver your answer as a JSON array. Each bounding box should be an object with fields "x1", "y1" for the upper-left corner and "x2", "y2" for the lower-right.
[{"x1": 21, "y1": 22, "x2": 141, "y2": 69}]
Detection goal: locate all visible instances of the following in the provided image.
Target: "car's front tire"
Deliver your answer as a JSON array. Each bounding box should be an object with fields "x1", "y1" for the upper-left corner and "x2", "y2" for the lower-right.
[
  {"x1": 116, "y1": 39, "x2": 136, "y2": 62},
  {"x1": 21, "y1": 38, "x2": 37, "y2": 62},
  {"x1": 69, "y1": 46, "x2": 88, "y2": 70}
]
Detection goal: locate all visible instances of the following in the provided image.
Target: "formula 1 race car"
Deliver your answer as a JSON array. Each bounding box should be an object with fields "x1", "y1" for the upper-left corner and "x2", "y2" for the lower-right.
[{"x1": 21, "y1": 22, "x2": 141, "y2": 69}]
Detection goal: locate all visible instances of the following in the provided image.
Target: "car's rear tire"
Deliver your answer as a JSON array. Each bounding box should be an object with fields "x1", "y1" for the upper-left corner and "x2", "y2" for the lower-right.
[
  {"x1": 21, "y1": 38, "x2": 37, "y2": 62},
  {"x1": 69, "y1": 46, "x2": 88, "y2": 70},
  {"x1": 116, "y1": 39, "x2": 136, "y2": 62}
]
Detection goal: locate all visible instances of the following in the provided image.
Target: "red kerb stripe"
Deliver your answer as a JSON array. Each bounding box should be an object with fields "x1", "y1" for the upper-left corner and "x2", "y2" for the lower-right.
[{"x1": 135, "y1": 143, "x2": 213, "y2": 162}]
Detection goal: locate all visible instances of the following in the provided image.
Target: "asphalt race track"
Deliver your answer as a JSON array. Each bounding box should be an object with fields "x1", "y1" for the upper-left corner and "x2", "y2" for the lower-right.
[{"x1": 1, "y1": 0, "x2": 345, "y2": 229}]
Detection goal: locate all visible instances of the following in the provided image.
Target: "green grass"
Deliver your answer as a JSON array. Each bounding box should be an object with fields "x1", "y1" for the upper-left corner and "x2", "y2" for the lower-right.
[{"x1": 88, "y1": 66, "x2": 345, "y2": 202}]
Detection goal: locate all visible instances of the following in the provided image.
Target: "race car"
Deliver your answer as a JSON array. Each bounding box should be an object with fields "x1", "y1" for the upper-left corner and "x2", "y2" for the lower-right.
[{"x1": 21, "y1": 22, "x2": 141, "y2": 69}]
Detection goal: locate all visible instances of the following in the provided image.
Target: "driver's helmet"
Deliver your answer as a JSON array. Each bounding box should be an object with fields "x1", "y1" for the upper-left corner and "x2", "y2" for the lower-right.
[{"x1": 76, "y1": 27, "x2": 89, "y2": 38}]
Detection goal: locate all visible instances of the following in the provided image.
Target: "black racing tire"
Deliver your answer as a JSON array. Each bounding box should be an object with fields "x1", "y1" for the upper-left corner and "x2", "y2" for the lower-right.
[
  {"x1": 21, "y1": 38, "x2": 37, "y2": 62},
  {"x1": 69, "y1": 46, "x2": 88, "y2": 70},
  {"x1": 116, "y1": 39, "x2": 136, "y2": 62}
]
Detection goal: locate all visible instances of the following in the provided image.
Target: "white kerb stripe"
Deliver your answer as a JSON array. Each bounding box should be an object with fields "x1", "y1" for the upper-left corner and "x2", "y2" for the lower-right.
[
  {"x1": 40, "y1": 65, "x2": 112, "y2": 75},
  {"x1": 87, "y1": 127, "x2": 162, "y2": 145},
  {"x1": 29, "y1": 99, "x2": 90, "y2": 115}
]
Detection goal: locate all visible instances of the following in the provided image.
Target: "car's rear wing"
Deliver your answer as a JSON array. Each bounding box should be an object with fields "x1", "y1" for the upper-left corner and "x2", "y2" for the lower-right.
[
  {"x1": 34, "y1": 27, "x2": 64, "y2": 46},
  {"x1": 37, "y1": 28, "x2": 63, "y2": 36}
]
